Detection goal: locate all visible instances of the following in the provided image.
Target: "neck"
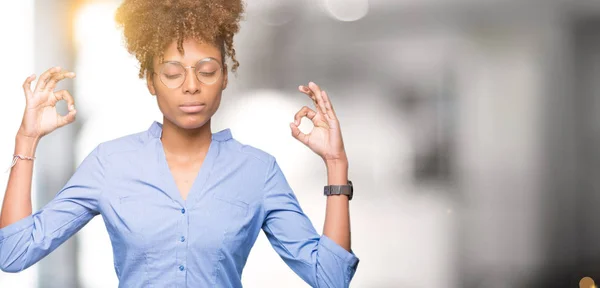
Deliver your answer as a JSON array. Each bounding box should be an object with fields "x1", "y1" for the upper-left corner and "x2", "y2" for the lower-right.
[{"x1": 160, "y1": 117, "x2": 212, "y2": 158}]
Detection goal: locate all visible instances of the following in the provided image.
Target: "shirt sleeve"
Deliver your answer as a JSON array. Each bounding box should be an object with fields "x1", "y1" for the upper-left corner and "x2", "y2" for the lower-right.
[
  {"x1": 0, "y1": 145, "x2": 105, "y2": 273},
  {"x1": 261, "y1": 157, "x2": 359, "y2": 288}
]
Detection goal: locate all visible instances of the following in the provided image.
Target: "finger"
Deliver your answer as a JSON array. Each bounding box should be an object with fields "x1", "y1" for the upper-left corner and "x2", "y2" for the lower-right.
[
  {"x1": 53, "y1": 90, "x2": 76, "y2": 112},
  {"x1": 321, "y1": 90, "x2": 337, "y2": 120},
  {"x1": 308, "y1": 82, "x2": 327, "y2": 116},
  {"x1": 57, "y1": 107, "x2": 77, "y2": 128},
  {"x1": 45, "y1": 71, "x2": 75, "y2": 92},
  {"x1": 298, "y1": 85, "x2": 320, "y2": 110},
  {"x1": 298, "y1": 85, "x2": 316, "y2": 101},
  {"x1": 290, "y1": 122, "x2": 309, "y2": 146},
  {"x1": 22, "y1": 74, "x2": 36, "y2": 99},
  {"x1": 294, "y1": 106, "x2": 317, "y2": 126},
  {"x1": 34, "y1": 66, "x2": 61, "y2": 92}
]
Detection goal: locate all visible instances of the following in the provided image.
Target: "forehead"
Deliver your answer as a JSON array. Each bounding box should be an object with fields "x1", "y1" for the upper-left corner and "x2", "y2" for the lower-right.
[{"x1": 161, "y1": 38, "x2": 222, "y2": 65}]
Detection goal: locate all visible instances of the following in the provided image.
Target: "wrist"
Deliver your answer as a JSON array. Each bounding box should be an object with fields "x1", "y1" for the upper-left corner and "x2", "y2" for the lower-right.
[
  {"x1": 15, "y1": 134, "x2": 40, "y2": 156},
  {"x1": 326, "y1": 158, "x2": 348, "y2": 185},
  {"x1": 325, "y1": 157, "x2": 348, "y2": 171}
]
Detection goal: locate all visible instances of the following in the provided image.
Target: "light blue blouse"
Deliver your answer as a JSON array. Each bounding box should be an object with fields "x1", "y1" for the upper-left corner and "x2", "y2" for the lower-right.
[{"x1": 0, "y1": 121, "x2": 359, "y2": 287}]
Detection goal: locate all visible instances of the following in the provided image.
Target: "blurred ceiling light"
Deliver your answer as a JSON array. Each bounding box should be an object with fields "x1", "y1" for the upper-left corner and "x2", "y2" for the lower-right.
[
  {"x1": 74, "y1": 3, "x2": 116, "y2": 49},
  {"x1": 323, "y1": 0, "x2": 369, "y2": 22}
]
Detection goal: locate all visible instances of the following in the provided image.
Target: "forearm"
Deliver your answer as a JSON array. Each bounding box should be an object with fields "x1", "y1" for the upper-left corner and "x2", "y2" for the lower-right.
[
  {"x1": 0, "y1": 135, "x2": 39, "y2": 229},
  {"x1": 322, "y1": 159, "x2": 351, "y2": 252}
]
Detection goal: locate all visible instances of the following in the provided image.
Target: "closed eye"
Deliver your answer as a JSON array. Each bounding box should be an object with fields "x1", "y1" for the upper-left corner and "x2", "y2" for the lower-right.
[
  {"x1": 164, "y1": 74, "x2": 183, "y2": 79},
  {"x1": 198, "y1": 71, "x2": 217, "y2": 77}
]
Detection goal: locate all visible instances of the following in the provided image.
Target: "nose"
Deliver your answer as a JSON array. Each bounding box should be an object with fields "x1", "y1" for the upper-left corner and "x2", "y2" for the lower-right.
[{"x1": 182, "y1": 67, "x2": 200, "y2": 94}]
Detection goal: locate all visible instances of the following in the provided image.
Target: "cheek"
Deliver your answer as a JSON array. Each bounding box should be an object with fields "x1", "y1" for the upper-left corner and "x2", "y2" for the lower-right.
[
  {"x1": 154, "y1": 91, "x2": 175, "y2": 112},
  {"x1": 209, "y1": 90, "x2": 223, "y2": 111}
]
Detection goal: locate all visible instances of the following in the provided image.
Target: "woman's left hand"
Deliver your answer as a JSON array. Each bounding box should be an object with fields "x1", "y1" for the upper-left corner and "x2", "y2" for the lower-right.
[{"x1": 290, "y1": 82, "x2": 347, "y2": 164}]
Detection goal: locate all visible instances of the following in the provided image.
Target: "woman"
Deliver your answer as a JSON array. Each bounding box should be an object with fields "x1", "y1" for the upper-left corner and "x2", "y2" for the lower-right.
[{"x1": 0, "y1": 0, "x2": 359, "y2": 287}]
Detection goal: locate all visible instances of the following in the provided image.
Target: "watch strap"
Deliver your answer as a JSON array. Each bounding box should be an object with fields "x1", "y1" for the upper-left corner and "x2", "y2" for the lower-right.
[{"x1": 324, "y1": 180, "x2": 353, "y2": 200}]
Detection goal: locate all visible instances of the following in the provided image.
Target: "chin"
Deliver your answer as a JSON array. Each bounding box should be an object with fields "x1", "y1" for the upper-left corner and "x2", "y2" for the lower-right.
[
  {"x1": 166, "y1": 113, "x2": 209, "y2": 130},
  {"x1": 180, "y1": 116, "x2": 209, "y2": 130}
]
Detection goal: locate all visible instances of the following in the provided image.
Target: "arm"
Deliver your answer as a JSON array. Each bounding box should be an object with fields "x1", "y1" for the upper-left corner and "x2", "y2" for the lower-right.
[
  {"x1": 0, "y1": 146, "x2": 105, "y2": 272},
  {"x1": 0, "y1": 135, "x2": 38, "y2": 229},
  {"x1": 263, "y1": 82, "x2": 358, "y2": 287},
  {"x1": 290, "y1": 82, "x2": 354, "y2": 253},
  {"x1": 0, "y1": 67, "x2": 89, "y2": 273},
  {"x1": 323, "y1": 159, "x2": 351, "y2": 252},
  {"x1": 262, "y1": 158, "x2": 359, "y2": 288},
  {"x1": 1, "y1": 67, "x2": 77, "y2": 229},
  {"x1": 1, "y1": 67, "x2": 76, "y2": 228}
]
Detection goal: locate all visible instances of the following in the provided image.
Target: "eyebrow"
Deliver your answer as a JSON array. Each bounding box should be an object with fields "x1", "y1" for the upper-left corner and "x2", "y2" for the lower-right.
[{"x1": 160, "y1": 57, "x2": 222, "y2": 65}]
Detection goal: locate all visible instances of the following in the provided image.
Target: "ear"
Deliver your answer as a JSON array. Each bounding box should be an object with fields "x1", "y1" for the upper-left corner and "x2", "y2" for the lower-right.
[
  {"x1": 222, "y1": 65, "x2": 228, "y2": 91},
  {"x1": 147, "y1": 72, "x2": 157, "y2": 96}
]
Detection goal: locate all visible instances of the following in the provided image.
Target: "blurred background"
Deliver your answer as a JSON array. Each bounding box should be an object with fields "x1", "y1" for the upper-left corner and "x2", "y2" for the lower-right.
[{"x1": 2, "y1": 0, "x2": 600, "y2": 287}]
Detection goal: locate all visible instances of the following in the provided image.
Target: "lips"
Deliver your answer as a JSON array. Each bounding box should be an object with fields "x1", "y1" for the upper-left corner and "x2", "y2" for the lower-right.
[{"x1": 179, "y1": 102, "x2": 206, "y2": 113}]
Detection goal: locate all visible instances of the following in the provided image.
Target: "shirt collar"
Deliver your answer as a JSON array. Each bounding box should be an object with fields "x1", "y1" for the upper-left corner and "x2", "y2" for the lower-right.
[{"x1": 148, "y1": 121, "x2": 232, "y2": 141}]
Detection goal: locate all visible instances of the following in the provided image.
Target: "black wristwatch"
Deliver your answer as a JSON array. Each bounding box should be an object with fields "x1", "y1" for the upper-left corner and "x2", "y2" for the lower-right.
[{"x1": 324, "y1": 180, "x2": 353, "y2": 200}]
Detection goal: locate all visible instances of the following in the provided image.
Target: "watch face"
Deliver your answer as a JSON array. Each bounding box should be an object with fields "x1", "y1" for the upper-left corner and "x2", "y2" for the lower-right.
[{"x1": 347, "y1": 182, "x2": 353, "y2": 200}]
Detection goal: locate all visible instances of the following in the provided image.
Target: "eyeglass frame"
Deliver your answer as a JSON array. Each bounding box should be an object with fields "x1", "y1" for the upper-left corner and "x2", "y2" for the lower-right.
[{"x1": 152, "y1": 57, "x2": 224, "y2": 88}]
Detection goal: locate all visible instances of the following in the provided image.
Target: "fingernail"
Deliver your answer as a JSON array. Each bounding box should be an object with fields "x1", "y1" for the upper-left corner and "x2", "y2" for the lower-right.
[{"x1": 69, "y1": 105, "x2": 75, "y2": 111}]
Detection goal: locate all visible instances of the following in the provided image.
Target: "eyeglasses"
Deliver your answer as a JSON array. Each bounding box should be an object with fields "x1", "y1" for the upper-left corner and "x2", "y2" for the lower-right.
[{"x1": 155, "y1": 57, "x2": 223, "y2": 89}]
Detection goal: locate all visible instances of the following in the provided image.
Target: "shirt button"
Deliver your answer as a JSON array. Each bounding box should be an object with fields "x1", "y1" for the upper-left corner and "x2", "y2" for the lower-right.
[
  {"x1": 181, "y1": 208, "x2": 186, "y2": 214},
  {"x1": 179, "y1": 265, "x2": 185, "y2": 271},
  {"x1": 180, "y1": 236, "x2": 185, "y2": 242}
]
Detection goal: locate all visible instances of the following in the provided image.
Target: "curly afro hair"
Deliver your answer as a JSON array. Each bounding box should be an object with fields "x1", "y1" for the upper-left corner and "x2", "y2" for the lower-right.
[{"x1": 115, "y1": 0, "x2": 244, "y2": 79}]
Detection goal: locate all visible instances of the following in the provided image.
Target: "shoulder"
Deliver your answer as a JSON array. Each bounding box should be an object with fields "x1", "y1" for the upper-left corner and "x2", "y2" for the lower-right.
[
  {"x1": 215, "y1": 129, "x2": 284, "y2": 182},
  {"x1": 213, "y1": 132, "x2": 281, "y2": 203},
  {"x1": 230, "y1": 140, "x2": 273, "y2": 163},
  {"x1": 92, "y1": 129, "x2": 153, "y2": 162},
  {"x1": 221, "y1": 137, "x2": 276, "y2": 170}
]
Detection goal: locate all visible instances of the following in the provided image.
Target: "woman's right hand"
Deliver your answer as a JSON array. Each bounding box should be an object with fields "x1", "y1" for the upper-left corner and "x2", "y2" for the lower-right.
[{"x1": 17, "y1": 66, "x2": 77, "y2": 141}]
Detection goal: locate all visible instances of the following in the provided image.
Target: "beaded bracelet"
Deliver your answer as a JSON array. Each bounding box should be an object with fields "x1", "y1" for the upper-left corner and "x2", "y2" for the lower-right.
[{"x1": 5, "y1": 154, "x2": 36, "y2": 173}]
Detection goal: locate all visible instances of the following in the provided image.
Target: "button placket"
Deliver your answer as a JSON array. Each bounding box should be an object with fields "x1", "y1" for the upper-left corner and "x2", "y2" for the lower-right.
[{"x1": 177, "y1": 206, "x2": 188, "y2": 279}]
